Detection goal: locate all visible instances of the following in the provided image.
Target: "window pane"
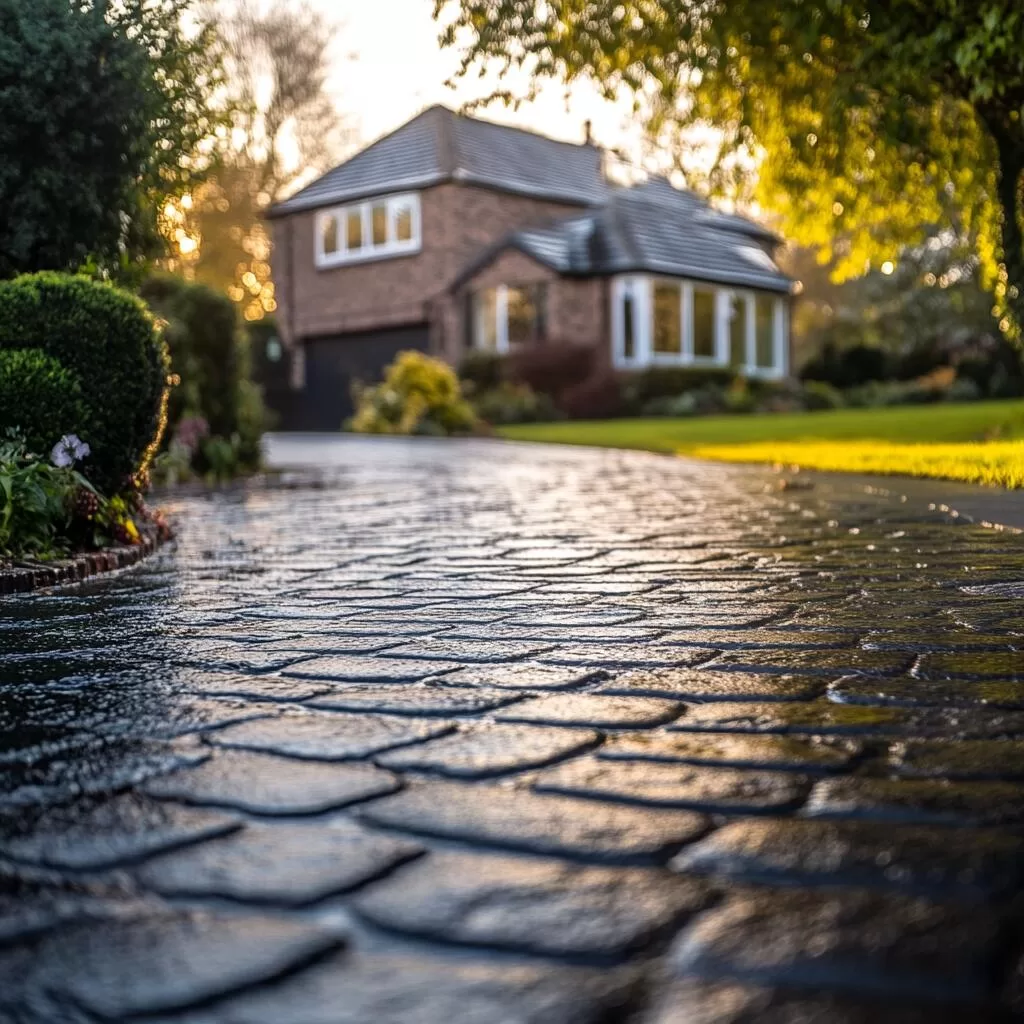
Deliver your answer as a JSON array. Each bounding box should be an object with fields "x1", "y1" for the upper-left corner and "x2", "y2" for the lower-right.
[
  {"x1": 533, "y1": 284, "x2": 548, "y2": 341},
  {"x1": 474, "y1": 289, "x2": 498, "y2": 351},
  {"x1": 394, "y1": 201, "x2": 413, "y2": 242},
  {"x1": 622, "y1": 292, "x2": 635, "y2": 359},
  {"x1": 320, "y1": 214, "x2": 338, "y2": 256},
  {"x1": 653, "y1": 282, "x2": 681, "y2": 354},
  {"x1": 346, "y1": 209, "x2": 362, "y2": 250},
  {"x1": 727, "y1": 293, "x2": 747, "y2": 368},
  {"x1": 755, "y1": 295, "x2": 775, "y2": 368},
  {"x1": 372, "y1": 203, "x2": 388, "y2": 246},
  {"x1": 506, "y1": 286, "x2": 539, "y2": 346},
  {"x1": 693, "y1": 288, "x2": 716, "y2": 358}
]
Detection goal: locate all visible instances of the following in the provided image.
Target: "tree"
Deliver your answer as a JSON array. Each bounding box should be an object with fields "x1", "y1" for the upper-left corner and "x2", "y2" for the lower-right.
[
  {"x1": 435, "y1": 1, "x2": 1024, "y2": 340},
  {"x1": 169, "y1": 0, "x2": 347, "y2": 322},
  {"x1": 0, "y1": 0, "x2": 224, "y2": 280}
]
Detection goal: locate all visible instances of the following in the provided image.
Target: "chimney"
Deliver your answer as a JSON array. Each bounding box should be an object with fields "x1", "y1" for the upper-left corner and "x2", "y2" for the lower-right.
[{"x1": 583, "y1": 119, "x2": 593, "y2": 145}]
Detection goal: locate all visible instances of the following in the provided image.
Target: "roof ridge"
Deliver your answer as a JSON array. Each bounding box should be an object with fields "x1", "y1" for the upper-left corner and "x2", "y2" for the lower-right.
[{"x1": 433, "y1": 105, "x2": 460, "y2": 177}]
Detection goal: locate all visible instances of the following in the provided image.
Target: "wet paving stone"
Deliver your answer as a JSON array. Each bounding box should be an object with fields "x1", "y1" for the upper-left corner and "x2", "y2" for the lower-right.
[
  {"x1": 538, "y1": 644, "x2": 720, "y2": 669},
  {"x1": 144, "y1": 749, "x2": 400, "y2": 814},
  {"x1": 208, "y1": 708, "x2": 455, "y2": 761},
  {"x1": 357, "y1": 780, "x2": 709, "y2": 863},
  {"x1": 354, "y1": 849, "x2": 712, "y2": 960},
  {"x1": 805, "y1": 775, "x2": 1024, "y2": 826},
  {"x1": 533, "y1": 756, "x2": 810, "y2": 813},
  {"x1": 494, "y1": 693, "x2": 684, "y2": 728},
  {"x1": 596, "y1": 670, "x2": 825, "y2": 701},
  {"x1": 4, "y1": 438, "x2": 1024, "y2": 1018},
  {"x1": 669, "y1": 887, "x2": 1002, "y2": 1004},
  {"x1": 282, "y1": 655, "x2": 461, "y2": 682},
  {"x1": 672, "y1": 818, "x2": 1024, "y2": 900},
  {"x1": 887, "y1": 738, "x2": 1024, "y2": 780},
  {"x1": 916, "y1": 650, "x2": 1024, "y2": 680},
  {"x1": 829, "y1": 675, "x2": 1024, "y2": 709},
  {"x1": 648, "y1": 978, "x2": 995, "y2": 1023},
  {"x1": 307, "y1": 683, "x2": 523, "y2": 716},
  {"x1": 438, "y1": 663, "x2": 608, "y2": 690},
  {"x1": 0, "y1": 908, "x2": 343, "y2": 1019},
  {"x1": 667, "y1": 699, "x2": 1024, "y2": 737},
  {"x1": 600, "y1": 732, "x2": 860, "y2": 773},
  {"x1": 706, "y1": 648, "x2": 914, "y2": 676},
  {"x1": 376, "y1": 723, "x2": 600, "y2": 778},
  {"x1": 0, "y1": 793, "x2": 241, "y2": 871},
  {"x1": 137, "y1": 820, "x2": 422, "y2": 905},
  {"x1": 156, "y1": 949, "x2": 629, "y2": 1024}
]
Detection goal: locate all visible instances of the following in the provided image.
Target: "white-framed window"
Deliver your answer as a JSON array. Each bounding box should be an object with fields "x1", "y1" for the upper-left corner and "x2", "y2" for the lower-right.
[
  {"x1": 470, "y1": 284, "x2": 547, "y2": 352},
  {"x1": 315, "y1": 192, "x2": 421, "y2": 268},
  {"x1": 612, "y1": 276, "x2": 646, "y2": 367},
  {"x1": 610, "y1": 275, "x2": 788, "y2": 378}
]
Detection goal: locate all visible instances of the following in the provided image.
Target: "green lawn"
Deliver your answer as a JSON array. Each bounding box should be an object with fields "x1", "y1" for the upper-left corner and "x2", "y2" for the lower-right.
[{"x1": 497, "y1": 400, "x2": 1024, "y2": 488}]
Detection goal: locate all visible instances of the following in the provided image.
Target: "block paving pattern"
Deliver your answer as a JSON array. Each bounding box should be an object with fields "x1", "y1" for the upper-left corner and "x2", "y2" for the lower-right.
[{"x1": 2, "y1": 437, "x2": 1024, "y2": 1022}]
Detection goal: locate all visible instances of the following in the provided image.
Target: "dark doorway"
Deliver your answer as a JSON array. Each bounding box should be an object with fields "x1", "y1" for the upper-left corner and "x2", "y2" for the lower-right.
[{"x1": 298, "y1": 324, "x2": 429, "y2": 431}]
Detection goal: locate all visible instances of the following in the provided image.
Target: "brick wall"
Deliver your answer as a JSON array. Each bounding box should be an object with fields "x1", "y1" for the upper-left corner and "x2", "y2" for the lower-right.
[
  {"x1": 438, "y1": 247, "x2": 608, "y2": 366},
  {"x1": 269, "y1": 184, "x2": 588, "y2": 347}
]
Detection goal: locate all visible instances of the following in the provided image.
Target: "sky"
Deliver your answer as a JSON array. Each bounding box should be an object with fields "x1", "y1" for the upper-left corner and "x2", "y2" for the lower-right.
[{"x1": 315, "y1": 0, "x2": 643, "y2": 158}]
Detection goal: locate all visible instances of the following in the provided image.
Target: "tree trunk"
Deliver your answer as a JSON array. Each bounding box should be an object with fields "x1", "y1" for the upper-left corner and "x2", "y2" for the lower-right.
[{"x1": 990, "y1": 121, "x2": 1024, "y2": 344}]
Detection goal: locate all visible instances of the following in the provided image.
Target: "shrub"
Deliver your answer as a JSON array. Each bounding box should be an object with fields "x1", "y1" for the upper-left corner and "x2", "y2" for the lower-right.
[
  {"x1": 140, "y1": 274, "x2": 267, "y2": 474},
  {"x1": 0, "y1": 349, "x2": 89, "y2": 456},
  {"x1": 505, "y1": 343, "x2": 597, "y2": 402},
  {"x1": 350, "y1": 351, "x2": 477, "y2": 435},
  {"x1": 560, "y1": 369, "x2": 624, "y2": 419},
  {"x1": 640, "y1": 392, "x2": 701, "y2": 417},
  {"x1": 473, "y1": 381, "x2": 560, "y2": 425},
  {"x1": 622, "y1": 367, "x2": 734, "y2": 413},
  {"x1": 0, "y1": 273, "x2": 169, "y2": 494},
  {"x1": 458, "y1": 351, "x2": 505, "y2": 394},
  {"x1": 801, "y1": 342, "x2": 889, "y2": 388},
  {"x1": 800, "y1": 380, "x2": 845, "y2": 410}
]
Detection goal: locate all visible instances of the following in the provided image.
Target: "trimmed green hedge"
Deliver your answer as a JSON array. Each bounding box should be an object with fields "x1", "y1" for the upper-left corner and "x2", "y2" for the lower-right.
[
  {"x1": 0, "y1": 273, "x2": 169, "y2": 492},
  {"x1": 0, "y1": 348, "x2": 88, "y2": 456}
]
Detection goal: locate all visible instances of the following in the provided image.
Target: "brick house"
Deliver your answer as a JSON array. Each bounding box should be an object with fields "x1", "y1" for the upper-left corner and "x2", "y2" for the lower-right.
[{"x1": 268, "y1": 104, "x2": 794, "y2": 429}]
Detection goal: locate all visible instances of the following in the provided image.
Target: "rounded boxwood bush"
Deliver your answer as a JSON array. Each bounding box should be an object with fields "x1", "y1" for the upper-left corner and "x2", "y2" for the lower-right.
[
  {"x1": 0, "y1": 272, "x2": 169, "y2": 492},
  {"x1": 0, "y1": 348, "x2": 88, "y2": 456}
]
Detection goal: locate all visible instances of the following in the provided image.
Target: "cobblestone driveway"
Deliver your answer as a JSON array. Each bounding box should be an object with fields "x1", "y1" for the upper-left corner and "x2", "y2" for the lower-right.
[{"x1": 3, "y1": 436, "x2": 1024, "y2": 1022}]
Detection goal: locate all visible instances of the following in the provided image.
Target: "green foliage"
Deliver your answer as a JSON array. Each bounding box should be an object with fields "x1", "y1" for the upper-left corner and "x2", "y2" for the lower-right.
[
  {"x1": 801, "y1": 381, "x2": 846, "y2": 411},
  {"x1": 0, "y1": 273, "x2": 169, "y2": 493},
  {"x1": 350, "y1": 351, "x2": 477, "y2": 435},
  {"x1": 0, "y1": 433, "x2": 83, "y2": 558},
  {"x1": 0, "y1": 0, "x2": 226, "y2": 280},
  {"x1": 458, "y1": 351, "x2": 505, "y2": 393},
  {"x1": 438, "y1": 0, "x2": 1024, "y2": 337},
  {"x1": 472, "y1": 381, "x2": 560, "y2": 424},
  {"x1": 623, "y1": 367, "x2": 735, "y2": 412},
  {"x1": 0, "y1": 349, "x2": 88, "y2": 456},
  {"x1": 140, "y1": 274, "x2": 266, "y2": 474}
]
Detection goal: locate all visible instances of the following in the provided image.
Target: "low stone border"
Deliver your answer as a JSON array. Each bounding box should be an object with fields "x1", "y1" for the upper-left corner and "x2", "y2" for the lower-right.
[{"x1": 0, "y1": 532, "x2": 167, "y2": 597}]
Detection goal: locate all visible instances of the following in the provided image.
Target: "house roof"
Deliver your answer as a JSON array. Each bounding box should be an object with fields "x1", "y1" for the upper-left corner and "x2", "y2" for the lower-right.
[
  {"x1": 268, "y1": 105, "x2": 607, "y2": 217},
  {"x1": 453, "y1": 177, "x2": 792, "y2": 294}
]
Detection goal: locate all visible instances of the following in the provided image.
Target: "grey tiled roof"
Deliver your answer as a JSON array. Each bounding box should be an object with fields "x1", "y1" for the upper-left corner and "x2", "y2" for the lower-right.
[
  {"x1": 269, "y1": 106, "x2": 606, "y2": 217},
  {"x1": 457, "y1": 178, "x2": 792, "y2": 294}
]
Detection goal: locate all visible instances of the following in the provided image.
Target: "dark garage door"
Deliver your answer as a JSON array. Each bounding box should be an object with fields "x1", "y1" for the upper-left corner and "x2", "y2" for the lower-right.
[{"x1": 299, "y1": 324, "x2": 429, "y2": 431}]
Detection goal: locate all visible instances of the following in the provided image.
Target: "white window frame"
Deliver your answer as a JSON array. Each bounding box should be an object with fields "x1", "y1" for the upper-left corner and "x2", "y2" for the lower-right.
[
  {"x1": 610, "y1": 274, "x2": 788, "y2": 378},
  {"x1": 315, "y1": 192, "x2": 422, "y2": 268},
  {"x1": 472, "y1": 283, "x2": 548, "y2": 353}
]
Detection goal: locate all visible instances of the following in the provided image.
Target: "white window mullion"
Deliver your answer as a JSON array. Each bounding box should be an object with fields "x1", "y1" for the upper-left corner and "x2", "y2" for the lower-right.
[
  {"x1": 745, "y1": 293, "x2": 756, "y2": 373},
  {"x1": 773, "y1": 298, "x2": 786, "y2": 377},
  {"x1": 496, "y1": 285, "x2": 510, "y2": 354},
  {"x1": 681, "y1": 282, "x2": 693, "y2": 364}
]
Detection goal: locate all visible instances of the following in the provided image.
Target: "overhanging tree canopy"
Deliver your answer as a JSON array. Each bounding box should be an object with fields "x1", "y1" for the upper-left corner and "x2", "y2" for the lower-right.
[
  {"x1": 436, "y1": 1, "x2": 1024, "y2": 339},
  {"x1": 0, "y1": 0, "x2": 224, "y2": 280}
]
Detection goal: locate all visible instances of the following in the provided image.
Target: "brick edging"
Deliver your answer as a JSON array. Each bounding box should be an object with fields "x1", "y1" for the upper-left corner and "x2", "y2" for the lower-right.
[{"x1": 0, "y1": 532, "x2": 167, "y2": 597}]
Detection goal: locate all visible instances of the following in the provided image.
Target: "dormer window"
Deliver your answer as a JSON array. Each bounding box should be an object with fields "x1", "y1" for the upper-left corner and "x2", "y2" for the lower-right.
[{"x1": 315, "y1": 192, "x2": 421, "y2": 268}]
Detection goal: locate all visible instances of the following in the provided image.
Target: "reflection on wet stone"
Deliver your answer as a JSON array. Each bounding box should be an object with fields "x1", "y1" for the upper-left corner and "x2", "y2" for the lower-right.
[{"x1": 3, "y1": 437, "x2": 1024, "y2": 1018}]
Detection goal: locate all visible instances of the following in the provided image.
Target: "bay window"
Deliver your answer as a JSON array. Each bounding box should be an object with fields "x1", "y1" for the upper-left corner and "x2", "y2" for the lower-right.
[
  {"x1": 611, "y1": 275, "x2": 788, "y2": 378},
  {"x1": 315, "y1": 192, "x2": 421, "y2": 267}
]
